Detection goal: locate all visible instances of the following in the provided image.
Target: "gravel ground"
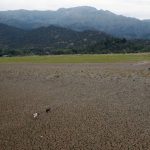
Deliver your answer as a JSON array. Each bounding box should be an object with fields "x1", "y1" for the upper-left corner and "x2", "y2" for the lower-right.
[{"x1": 0, "y1": 62, "x2": 150, "y2": 150}]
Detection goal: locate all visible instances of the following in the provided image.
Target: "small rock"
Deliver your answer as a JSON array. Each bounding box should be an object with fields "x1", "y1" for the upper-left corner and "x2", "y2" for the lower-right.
[
  {"x1": 46, "y1": 108, "x2": 51, "y2": 113},
  {"x1": 33, "y1": 113, "x2": 39, "y2": 118}
]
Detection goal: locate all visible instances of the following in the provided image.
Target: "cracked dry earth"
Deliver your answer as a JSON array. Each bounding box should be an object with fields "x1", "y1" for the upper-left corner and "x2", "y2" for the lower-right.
[{"x1": 0, "y1": 62, "x2": 150, "y2": 150}]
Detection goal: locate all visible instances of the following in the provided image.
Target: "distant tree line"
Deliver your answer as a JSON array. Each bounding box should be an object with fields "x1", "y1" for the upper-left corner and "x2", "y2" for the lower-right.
[{"x1": 0, "y1": 38, "x2": 150, "y2": 57}]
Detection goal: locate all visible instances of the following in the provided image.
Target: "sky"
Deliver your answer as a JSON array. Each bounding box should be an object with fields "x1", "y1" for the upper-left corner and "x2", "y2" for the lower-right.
[{"x1": 0, "y1": 0, "x2": 150, "y2": 19}]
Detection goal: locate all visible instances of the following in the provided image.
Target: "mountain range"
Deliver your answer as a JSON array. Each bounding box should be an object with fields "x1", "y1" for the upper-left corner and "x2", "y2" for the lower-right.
[{"x1": 0, "y1": 6, "x2": 150, "y2": 39}]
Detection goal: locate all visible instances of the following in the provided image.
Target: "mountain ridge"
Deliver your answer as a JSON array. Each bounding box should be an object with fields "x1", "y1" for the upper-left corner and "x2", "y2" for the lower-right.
[{"x1": 0, "y1": 6, "x2": 150, "y2": 39}]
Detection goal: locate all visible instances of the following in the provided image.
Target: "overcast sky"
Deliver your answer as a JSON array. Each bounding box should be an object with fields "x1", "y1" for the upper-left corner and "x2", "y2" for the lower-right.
[{"x1": 0, "y1": 0, "x2": 150, "y2": 19}]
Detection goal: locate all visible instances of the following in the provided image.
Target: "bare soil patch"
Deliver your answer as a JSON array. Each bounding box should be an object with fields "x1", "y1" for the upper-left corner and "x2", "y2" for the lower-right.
[{"x1": 0, "y1": 62, "x2": 150, "y2": 150}]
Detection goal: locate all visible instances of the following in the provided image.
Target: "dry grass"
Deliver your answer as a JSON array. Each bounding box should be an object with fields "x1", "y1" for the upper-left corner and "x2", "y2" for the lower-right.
[{"x1": 0, "y1": 53, "x2": 150, "y2": 63}]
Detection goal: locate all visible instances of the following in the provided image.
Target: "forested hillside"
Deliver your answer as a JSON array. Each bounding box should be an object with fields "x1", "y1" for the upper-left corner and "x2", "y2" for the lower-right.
[{"x1": 0, "y1": 23, "x2": 150, "y2": 56}]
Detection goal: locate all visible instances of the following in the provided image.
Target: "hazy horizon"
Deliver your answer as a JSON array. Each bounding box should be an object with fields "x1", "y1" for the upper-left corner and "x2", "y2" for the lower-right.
[{"x1": 0, "y1": 0, "x2": 150, "y2": 20}]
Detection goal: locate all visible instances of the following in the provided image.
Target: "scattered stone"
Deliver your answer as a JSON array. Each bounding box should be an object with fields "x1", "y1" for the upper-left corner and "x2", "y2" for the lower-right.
[
  {"x1": 33, "y1": 113, "x2": 39, "y2": 118},
  {"x1": 46, "y1": 108, "x2": 51, "y2": 113}
]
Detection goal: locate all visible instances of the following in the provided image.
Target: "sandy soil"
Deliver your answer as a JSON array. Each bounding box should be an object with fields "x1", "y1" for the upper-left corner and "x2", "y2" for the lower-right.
[{"x1": 0, "y1": 62, "x2": 150, "y2": 150}]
